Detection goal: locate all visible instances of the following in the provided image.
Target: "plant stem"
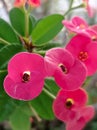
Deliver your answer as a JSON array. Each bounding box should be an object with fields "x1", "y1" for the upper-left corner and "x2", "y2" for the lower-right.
[
  {"x1": 24, "y1": 8, "x2": 29, "y2": 38},
  {"x1": 64, "y1": 3, "x2": 84, "y2": 17},
  {"x1": 69, "y1": 0, "x2": 74, "y2": 9},
  {"x1": 71, "y1": 4, "x2": 84, "y2": 10},
  {"x1": 0, "y1": 38, "x2": 10, "y2": 45},
  {"x1": 28, "y1": 103, "x2": 42, "y2": 122},
  {"x1": 0, "y1": 69, "x2": 7, "y2": 73},
  {"x1": 43, "y1": 87, "x2": 56, "y2": 100}
]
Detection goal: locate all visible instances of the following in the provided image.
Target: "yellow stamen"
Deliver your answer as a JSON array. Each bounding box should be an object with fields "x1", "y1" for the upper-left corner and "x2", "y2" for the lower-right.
[{"x1": 65, "y1": 98, "x2": 74, "y2": 109}]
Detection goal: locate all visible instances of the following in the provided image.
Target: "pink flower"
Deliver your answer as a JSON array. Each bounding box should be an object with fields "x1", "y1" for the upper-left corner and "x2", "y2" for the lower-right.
[
  {"x1": 66, "y1": 34, "x2": 97, "y2": 76},
  {"x1": 62, "y1": 16, "x2": 97, "y2": 40},
  {"x1": 53, "y1": 88, "x2": 88, "y2": 122},
  {"x1": 14, "y1": 0, "x2": 26, "y2": 7},
  {"x1": 83, "y1": 0, "x2": 95, "y2": 17},
  {"x1": 44, "y1": 48, "x2": 87, "y2": 90},
  {"x1": 66, "y1": 106, "x2": 95, "y2": 130},
  {"x1": 62, "y1": 16, "x2": 88, "y2": 33},
  {"x1": 28, "y1": 0, "x2": 40, "y2": 7},
  {"x1": 4, "y1": 52, "x2": 46, "y2": 101}
]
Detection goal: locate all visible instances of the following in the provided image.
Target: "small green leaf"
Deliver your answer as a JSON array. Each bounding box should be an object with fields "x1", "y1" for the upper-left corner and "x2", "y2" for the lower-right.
[
  {"x1": 41, "y1": 42, "x2": 62, "y2": 50},
  {"x1": 10, "y1": 107, "x2": 31, "y2": 130},
  {"x1": 0, "y1": 96, "x2": 16, "y2": 122},
  {"x1": 0, "y1": 18, "x2": 19, "y2": 44},
  {"x1": 9, "y1": 8, "x2": 33, "y2": 36},
  {"x1": 31, "y1": 14, "x2": 64, "y2": 45},
  {"x1": 0, "y1": 43, "x2": 5, "y2": 49},
  {"x1": 29, "y1": 15, "x2": 36, "y2": 31},
  {"x1": 0, "y1": 70, "x2": 7, "y2": 94},
  {"x1": 45, "y1": 78, "x2": 59, "y2": 95},
  {"x1": 0, "y1": 44, "x2": 25, "y2": 70},
  {"x1": 30, "y1": 91, "x2": 55, "y2": 120}
]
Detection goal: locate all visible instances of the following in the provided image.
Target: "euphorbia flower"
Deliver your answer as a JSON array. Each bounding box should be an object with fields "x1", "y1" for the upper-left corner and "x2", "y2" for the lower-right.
[
  {"x1": 14, "y1": 0, "x2": 26, "y2": 7},
  {"x1": 28, "y1": 0, "x2": 40, "y2": 7},
  {"x1": 66, "y1": 34, "x2": 97, "y2": 76},
  {"x1": 44, "y1": 48, "x2": 87, "y2": 90},
  {"x1": 62, "y1": 16, "x2": 97, "y2": 40},
  {"x1": 4, "y1": 52, "x2": 46, "y2": 101},
  {"x1": 53, "y1": 88, "x2": 88, "y2": 122},
  {"x1": 66, "y1": 106, "x2": 95, "y2": 130},
  {"x1": 62, "y1": 16, "x2": 88, "y2": 33}
]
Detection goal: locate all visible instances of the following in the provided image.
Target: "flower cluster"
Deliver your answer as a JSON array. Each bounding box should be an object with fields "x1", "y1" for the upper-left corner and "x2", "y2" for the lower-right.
[
  {"x1": 53, "y1": 88, "x2": 94, "y2": 130},
  {"x1": 2, "y1": 1, "x2": 96, "y2": 129},
  {"x1": 44, "y1": 16, "x2": 96, "y2": 129}
]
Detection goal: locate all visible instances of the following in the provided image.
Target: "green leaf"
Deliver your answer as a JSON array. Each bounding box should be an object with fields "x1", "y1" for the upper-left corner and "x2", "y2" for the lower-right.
[
  {"x1": 30, "y1": 91, "x2": 55, "y2": 120},
  {"x1": 0, "y1": 70, "x2": 7, "y2": 94},
  {"x1": 40, "y1": 42, "x2": 62, "y2": 50},
  {"x1": 9, "y1": 8, "x2": 33, "y2": 36},
  {"x1": 0, "y1": 18, "x2": 19, "y2": 44},
  {"x1": 29, "y1": 15, "x2": 36, "y2": 31},
  {"x1": 0, "y1": 94, "x2": 31, "y2": 122},
  {"x1": 45, "y1": 78, "x2": 59, "y2": 95},
  {"x1": 10, "y1": 107, "x2": 31, "y2": 130},
  {"x1": 0, "y1": 44, "x2": 25, "y2": 70},
  {"x1": 31, "y1": 14, "x2": 64, "y2": 45},
  {"x1": 0, "y1": 43, "x2": 5, "y2": 49},
  {"x1": 0, "y1": 97, "x2": 16, "y2": 122}
]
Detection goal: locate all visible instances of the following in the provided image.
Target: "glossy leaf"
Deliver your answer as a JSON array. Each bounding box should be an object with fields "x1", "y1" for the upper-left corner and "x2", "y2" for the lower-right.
[
  {"x1": 31, "y1": 91, "x2": 55, "y2": 120},
  {"x1": 30, "y1": 15, "x2": 36, "y2": 30},
  {"x1": 45, "y1": 78, "x2": 59, "y2": 95},
  {"x1": 0, "y1": 96, "x2": 16, "y2": 122},
  {"x1": 31, "y1": 14, "x2": 64, "y2": 45},
  {"x1": 10, "y1": 107, "x2": 31, "y2": 130},
  {"x1": 0, "y1": 18, "x2": 19, "y2": 44},
  {"x1": 0, "y1": 70, "x2": 7, "y2": 94},
  {"x1": 9, "y1": 8, "x2": 33, "y2": 36}
]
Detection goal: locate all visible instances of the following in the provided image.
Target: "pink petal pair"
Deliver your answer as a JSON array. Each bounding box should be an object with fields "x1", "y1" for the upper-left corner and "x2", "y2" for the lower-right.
[
  {"x1": 28, "y1": 0, "x2": 40, "y2": 7},
  {"x1": 53, "y1": 88, "x2": 88, "y2": 122},
  {"x1": 4, "y1": 52, "x2": 46, "y2": 101},
  {"x1": 14, "y1": 0, "x2": 26, "y2": 7},
  {"x1": 44, "y1": 47, "x2": 87, "y2": 90},
  {"x1": 62, "y1": 16, "x2": 88, "y2": 34},
  {"x1": 66, "y1": 34, "x2": 97, "y2": 76},
  {"x1": 66, "y1": 106, "x2": 95, "y2": 130},
  {"x1": 14, "y1": 0, "x2": 40, "y2": 7}
]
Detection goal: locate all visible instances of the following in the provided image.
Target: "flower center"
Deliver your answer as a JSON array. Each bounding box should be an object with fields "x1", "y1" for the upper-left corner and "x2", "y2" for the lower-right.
[
  {"x1": 22, "y1": 71, "x2": 30, "y2": 82},
  {"x1": 92, "y1": 36, "x2": 97, "y2": 41},
  {"x1": 65, "y1": 98, "x2": 74, "y2": 109},
  {"x1": 78, "y1": 51, "x2": 88, "y2": 61},
  {"x1": 77, "y1": 24, "x2": 85, "y2": 29},
  {"x1": 59, "y1": 64, "x2": 68, "y2": 74}
]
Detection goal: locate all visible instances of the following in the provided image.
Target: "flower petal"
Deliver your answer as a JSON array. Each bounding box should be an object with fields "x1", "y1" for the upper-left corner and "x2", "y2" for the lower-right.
[
  {"x1": 4, "y1": 71, "x2": 44, "y2": 100},
  {"x1": 54, "y1": 59, "x2": 87, "y2": 90}
]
